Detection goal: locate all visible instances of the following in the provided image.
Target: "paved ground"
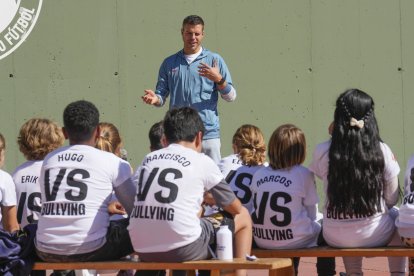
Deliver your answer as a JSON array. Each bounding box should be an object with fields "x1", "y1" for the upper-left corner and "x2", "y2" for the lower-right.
[
  {"x1": 298, "y1": 256, "x2": 392, "y2": 275},
  {"x1": 72, "y1": 256, "x2": 397, "y2": 275}
]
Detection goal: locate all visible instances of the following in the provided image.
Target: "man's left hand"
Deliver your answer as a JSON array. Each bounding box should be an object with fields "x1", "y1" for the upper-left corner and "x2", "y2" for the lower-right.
[{"x1": 198, "y1": 59, "x2": 222, "y2": 83}]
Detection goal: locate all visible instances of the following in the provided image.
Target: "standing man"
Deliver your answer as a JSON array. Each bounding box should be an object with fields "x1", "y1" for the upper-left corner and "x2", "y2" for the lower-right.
[{"x1": 142, "y1": 15, "x2": 236, "y2": 163}]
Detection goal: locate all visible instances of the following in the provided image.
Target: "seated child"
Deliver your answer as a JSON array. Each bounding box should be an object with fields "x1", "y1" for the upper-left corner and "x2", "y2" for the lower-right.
[
  {"x1": 219, "y1": 124, "x2": 266, "y2": 213},
  {"x1": 0, "y1": 133, "x2": 19, "y2": 232},
  {"x1": 396, "y1": 155, "x2": 414, "y2": 275},
  {"x1": 13, "y1": 118, "x2": 64, "y2": 227},
  {"x1": 125, "y1": 107, "x2": 252, "y2": 276},
  {"x1": 251, "y1": 124, "x2": 335, "y2": 275},
  {"x1": 310, "y1": 89, "x2": 405, "y2": 275},
  {"x1": 148, "y1": 121, "x2": 164, "y2": 152},
  {"x1": 35, "y1": 100, "x2": 134, "y2": 262}
]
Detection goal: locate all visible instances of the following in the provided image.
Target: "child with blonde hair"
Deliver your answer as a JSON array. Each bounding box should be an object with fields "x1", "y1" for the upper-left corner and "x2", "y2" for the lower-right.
[
  {"x1": 251, "y1": 124, "x2": 335, "y2": 275},
  {"x1": 96, "y1": 122, "x2": 123, "y2": 158},
  {"x1": 219, "y1": 124, "x2": 266, "y2": 213},
  {"x1": 13, "y1": 118, "x2": 65, "y2": 227},
  {"x1": 95, "y1": 122, "x2": 133, "y2": 276},
  {"x1": 96, "y1": 122, "x2": 133, "y2": 217}
]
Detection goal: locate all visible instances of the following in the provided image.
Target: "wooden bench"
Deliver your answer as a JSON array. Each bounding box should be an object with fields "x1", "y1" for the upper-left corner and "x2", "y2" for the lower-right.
[
  {"x1": 32, "y1": 257, "x2": 294, "y2": 276},
  {"x1": 252, "y1": 246, "x2": 414, "y2": 258}
]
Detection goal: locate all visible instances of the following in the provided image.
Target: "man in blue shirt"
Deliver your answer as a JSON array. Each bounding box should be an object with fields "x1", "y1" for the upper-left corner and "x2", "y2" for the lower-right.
[{"x1": 142, "y1": 15, "x2": 236, "y2": 163}]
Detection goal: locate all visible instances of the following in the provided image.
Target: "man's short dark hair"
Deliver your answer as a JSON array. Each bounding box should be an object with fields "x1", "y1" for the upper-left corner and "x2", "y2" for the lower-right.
[
  {"x1": 63, "y1": 100, "x2": 99, "y2": 143},
  {"x1": 149, "y1": 120, "x2": 164, "y2": 151},
  {"x1": 182, "y1": 15, "x2": 204, "y2": 28},
  {"x1": 163, "y1": 107, "x2": 205, "y2": 144}
]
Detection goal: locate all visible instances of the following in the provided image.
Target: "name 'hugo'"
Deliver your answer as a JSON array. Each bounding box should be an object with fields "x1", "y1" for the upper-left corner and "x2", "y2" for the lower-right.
[{"x1": 57, "y1": 153, "x2": 84, "y2": 162}]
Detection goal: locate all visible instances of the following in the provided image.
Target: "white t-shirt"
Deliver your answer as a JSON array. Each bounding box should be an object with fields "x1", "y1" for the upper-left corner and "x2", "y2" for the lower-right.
[
  {"x1": 128, "y1": 143, "x2": 224, "y2": 253},
  {"x1": 12, "y1": 160, "x2": 43, "y2": 227},
  {"x1": 35, "y1": 145, "x2": 132, "y2": 255},
  {"x1": 396, "y1": 155, "x2": 414, "y2": 237},
  {"x1": 184, "y1": 47, "x2": 202, "y2": 64},
  {"x1": 219, "y1": 154, "x2": 264, "y2": 213},
  {"x1": 309, "y1": 140, "x2": 399, "y2": 247},
  {"x1": 250, "y1": 165, "x2": 321, "y2": 249},
  {"x1": 0, "y1": 169, "x2": 17, "y2": 224}
]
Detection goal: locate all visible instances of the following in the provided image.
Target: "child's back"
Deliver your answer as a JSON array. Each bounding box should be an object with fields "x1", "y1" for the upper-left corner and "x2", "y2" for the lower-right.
[
  {"x1": 219, "y1": 124, "x2": 266, "y2": 213},
  {"x1": 251, "y1": 164, "x2": 320, "y2": 249},
  {"x1": 250, "y1": 124, "x2": 334, "y2": 276},
  {"x1": 220, "y1": 153, "x2": 264, "y2": 213},
  {"x1": 12, "y1": 118, "x2": 64, "y2": 227}
]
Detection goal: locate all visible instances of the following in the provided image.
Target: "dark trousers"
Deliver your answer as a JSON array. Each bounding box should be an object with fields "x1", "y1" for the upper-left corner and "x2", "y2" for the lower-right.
[
  {"x1": 292, "y1": 257, "x2": 336, "y2": 276},
  {"x1": 315, "y1": 229, "x2": 336, "y2": 276},
  {"x1": 37, "y1": 219, "x2": 134, "y2": 276},
  {"x1": 37, "y1": 219, "x2": 133, "y2": 262}
]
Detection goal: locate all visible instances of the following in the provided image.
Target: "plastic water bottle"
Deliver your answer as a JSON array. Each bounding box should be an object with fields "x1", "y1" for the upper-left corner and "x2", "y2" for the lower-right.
[{"x1": 216, "y1": 225, "x2": 233, "y2": 260}]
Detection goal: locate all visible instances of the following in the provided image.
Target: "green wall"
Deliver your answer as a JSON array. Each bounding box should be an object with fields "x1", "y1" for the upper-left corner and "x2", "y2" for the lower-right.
[{"x1": 1, "y1": 0, "x2": 414, "y2": 183}]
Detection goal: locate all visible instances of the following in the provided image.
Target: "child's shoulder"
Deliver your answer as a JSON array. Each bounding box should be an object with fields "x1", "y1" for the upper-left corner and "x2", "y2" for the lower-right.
[
  {"x1": 0, "y1": 169, "x2": 11, "y2": 178},
  {"x1": 12, "y1": 160, "x2": 42, "y2": 176},
  {"x1": 313, "y1": 140, "x2": 331, "y2": 155},
  {"x1": 292, "y1": 164, "x2": 312, "y2": 174},
  {"x1": 220, "y1": 153, "x2": 239, "y2": 163},
  {"x1": 0, "y1": 169, "x2": 14, "y2": 185},
  {"x1": 406, "y1": 153, "x2": 414, "y2": 167}
]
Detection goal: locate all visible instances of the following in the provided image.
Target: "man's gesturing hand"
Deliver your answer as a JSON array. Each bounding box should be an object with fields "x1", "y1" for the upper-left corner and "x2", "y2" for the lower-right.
[
  {"x1": 198, "y1": 59, "x2": 222, "y2": 83},
  {"x1": 142, "y1": 89, "x2": 160, "y2": 105}
]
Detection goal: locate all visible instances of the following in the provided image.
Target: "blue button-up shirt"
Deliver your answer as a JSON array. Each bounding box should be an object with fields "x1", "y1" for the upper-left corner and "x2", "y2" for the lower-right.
[{"x1": 155, "y1": 48, "x2": 235, "y2": 140}]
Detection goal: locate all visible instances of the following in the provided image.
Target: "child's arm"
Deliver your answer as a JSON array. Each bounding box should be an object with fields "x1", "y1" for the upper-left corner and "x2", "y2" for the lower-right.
[
  {"x1": 222, "y1": 197, "x2": 243, "y2": 216},
  {"x1": 203, "y1": 191, "x2": 216, "y2": 206},
  {"x1": 304, "y1": 204, "x2": 317, "y2": 221},
  {"x1": 384, "y1": 176, "x2": 399, "y2": 208},
  {"x1": 108, "y1": 201, "x2": 127, "y2": 215},
  {"x1": 2, "y1": 206, "x2": 19, "y2": 232},
  {"x1": 303, "y1": 169, "x2": 320, "y2": 221},
  {"x1": 209, "y1": 179, "x2": 242, "y2": 216},
  {"x1": 114, "y1": 177, "x2": 136, "y2": 215}
]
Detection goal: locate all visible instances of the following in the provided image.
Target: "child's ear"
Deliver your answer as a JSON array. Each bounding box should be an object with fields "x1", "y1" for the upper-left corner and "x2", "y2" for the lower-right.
[
  {"x1": 161, "y1": 134, "x2": 168, "y2": 147},
  {"x1": 195, "y1": 131, "x2": 203, "y2": 152}
]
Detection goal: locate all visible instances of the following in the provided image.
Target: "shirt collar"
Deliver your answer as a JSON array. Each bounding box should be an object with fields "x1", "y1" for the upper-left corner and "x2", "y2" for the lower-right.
[{"x1": 179, "y1": 47, "x2": 208, "y2": 59}]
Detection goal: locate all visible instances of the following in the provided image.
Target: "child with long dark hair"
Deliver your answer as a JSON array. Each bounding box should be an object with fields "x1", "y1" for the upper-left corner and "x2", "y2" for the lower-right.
[{"x1": 310, "y1": 89, "x2": 406, "y2": 275}]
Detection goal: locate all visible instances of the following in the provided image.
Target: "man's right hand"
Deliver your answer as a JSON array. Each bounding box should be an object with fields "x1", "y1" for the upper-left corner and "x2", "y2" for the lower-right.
[{"x1": 142, "y1": 89, "x2": 160, "y2": 105}]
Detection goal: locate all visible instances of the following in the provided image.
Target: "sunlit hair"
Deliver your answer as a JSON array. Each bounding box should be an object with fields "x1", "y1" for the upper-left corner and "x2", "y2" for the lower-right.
[
  {"x1": 63, "y1": 100, "x2": 99, "y2": 143},
  {"x1": 18, "y1": 118, "x2": 65, "y2": 160},
  {"x1": 0, "y1": 133, "x2": 5, "y2": 151},
  {"x1": 163, "y1": 107, "x2": 205, "y2": 144},
  {"x1": 327, "y1": 88, "x2": 385, "y2": 217},
  {"x1": 182, "y1": 15, "x2": 204, "y2": 29},
  {"x1": 268, "y1": 124, "x2": 306, "y2": 170},
  {"x1": 232, "y1": 124, "x2": 266, "y2": 166},
  {"x1": 96, "y1": 122, "x2": 122, "y2": 157}
]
